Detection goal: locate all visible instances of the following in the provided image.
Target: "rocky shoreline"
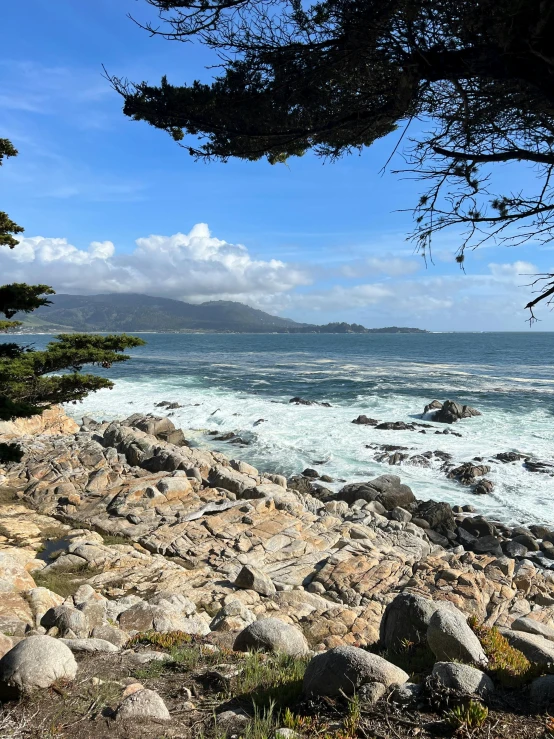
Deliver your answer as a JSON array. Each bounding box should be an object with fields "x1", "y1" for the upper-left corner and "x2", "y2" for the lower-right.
[{"x1": 1, "y1": 406, "x2": 554, "y2": 736}]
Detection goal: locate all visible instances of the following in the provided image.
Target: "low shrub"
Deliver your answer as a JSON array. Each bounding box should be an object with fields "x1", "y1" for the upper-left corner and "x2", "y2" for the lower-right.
[{"x1": 468, "y1": 617, "x2": 543, "y2": 687}]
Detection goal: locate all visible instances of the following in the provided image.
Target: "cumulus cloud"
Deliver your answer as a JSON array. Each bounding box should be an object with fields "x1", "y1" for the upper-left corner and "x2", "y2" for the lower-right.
[{"x1": 0, "y1": 224, "x2": 311, "y2": 303}]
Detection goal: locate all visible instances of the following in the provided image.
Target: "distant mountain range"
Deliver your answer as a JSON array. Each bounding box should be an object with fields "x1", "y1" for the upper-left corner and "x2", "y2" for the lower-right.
[{"x1": 14, "y1": 293, "x2": 427, "y2": 334}]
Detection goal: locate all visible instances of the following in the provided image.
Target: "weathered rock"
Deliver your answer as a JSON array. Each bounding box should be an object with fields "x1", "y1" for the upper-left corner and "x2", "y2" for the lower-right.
[
  {"x1": 530, "y1": 674, "x2": 554, "y2": 709},
  {"x1": 432, "y1": 662, "x2": 494, "y2": 698},
  {"x1": 234, "y1": 565, "x2": 276, "y2": 597},
  {"x1": 116, "y1": 688, "x2": 171, "y2": 722},
  {"x1": 429, "y1": 400, "x2": 481, "y2": 424},
  {"x1": 337, "y1": 475, "x2": 415, "y2": 511},
  {"x1": 501, "y1": 629, "x2": 554, "y2": 664},
  {"x1": 60, "y1": 638, "x2": 119, "y2": 653},
  {"x1": 303, "y1": 646, "x2": 408, "y2": 697},
  {"x1": 511, "y1": 617, "x2": 554, "y2": 642},
  {"x1": 380, "y1": 593, "x2": 439, "y2": 651},
  {"x1": 215, "y1": 709, "x2": 250, "y2": 736},
  {"x1": 234, "y1": 618, "x2": 309, "y2": 656},
  {"x1": 0, "y1": 635, "x2": 77, "y2": 695},
  {"x1": 91, "y1": 624, "x2": 130, "y2": 648},
  {"x1": 352, "y1": 415, "x2": 379, "y2": 425},
  {"x1": 41, "y1": 605, "x2": 90, "y2": 638},
  {"x1": 427, "y1": 607, "x2": 487, "y2": 665}
]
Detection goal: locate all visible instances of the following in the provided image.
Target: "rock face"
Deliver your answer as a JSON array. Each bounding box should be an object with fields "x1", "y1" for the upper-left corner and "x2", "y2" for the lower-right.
[
  {"x1": 427, "y1": 608, "x2": 487, "y2": 665},
  {"x1": 4, "y1": 410, "x2": 554, "y2": 662},
  {"x1": 234, "y1": 618, "x2": 309, "y2": 657},
  {"x1": 0, "y1": 636, "x2": 77, "y2": 694},
  {"x1": 425, "y1": 400, "x2": 481, "y2": 424},
  {"x1": 0, "y1": 406, "x2": 79, "y2": 438},
  {"x1": 432, "y1": 662, "x2": 494, "y2": 698},
  {"x1": 303, "y1": 646, "x2": 408, "y2": 697}
]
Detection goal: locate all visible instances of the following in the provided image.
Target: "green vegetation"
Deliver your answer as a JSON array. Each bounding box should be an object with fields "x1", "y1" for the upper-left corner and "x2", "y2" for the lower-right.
[
  {"x1": 112, "y1": 0, "x2": 554, "y2": 317},
  {"x1": 446, "y1": 700, "x2": 489, "y2": 730},
  {"x1": 0, "y1": 140, "x2": 146, "y2": 448},
  {"x1": 100, "y1": 533, "x2": 131, "y2": 546},
  {"x1": 469, "y1": 617, "x2": 543, "y2": 687},
  {"x1": 33, "y1": 563, "x2": 103, "y2": 599}
]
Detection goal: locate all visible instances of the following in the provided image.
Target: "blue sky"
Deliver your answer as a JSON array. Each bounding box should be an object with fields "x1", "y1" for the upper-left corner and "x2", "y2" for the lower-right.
[{"x1": 1, "y1": 0, "x2": 553, "y2": 330}]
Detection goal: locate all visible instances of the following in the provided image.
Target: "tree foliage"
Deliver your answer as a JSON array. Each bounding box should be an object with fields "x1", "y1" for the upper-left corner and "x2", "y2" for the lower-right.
[
  {"x1": 111, "y1": 0, "x2": 554, "y2": 317},
  {"x1": 0, "y1": 139, "x2": 24, "y2": 248},
  {"x1": 0, "y1": 140, "x2": 146, "y2": 424},
  {"x1": 0, "y1": 333, "x2": 146, "y2": 421}
]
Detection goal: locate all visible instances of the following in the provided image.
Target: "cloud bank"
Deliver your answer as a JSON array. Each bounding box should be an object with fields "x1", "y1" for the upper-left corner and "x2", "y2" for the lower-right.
[
  {"x1": 1, "y1": 223, "x2": 549, "y2": 329},
  {"x1": 1, "y1": 223, "x2": 310, "y2": 303}
]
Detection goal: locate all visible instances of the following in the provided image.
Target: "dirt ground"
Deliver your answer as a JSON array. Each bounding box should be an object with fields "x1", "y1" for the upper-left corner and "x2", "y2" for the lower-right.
[{"x1": 0, "y1": 645, "x2": 551, "y2": 739}]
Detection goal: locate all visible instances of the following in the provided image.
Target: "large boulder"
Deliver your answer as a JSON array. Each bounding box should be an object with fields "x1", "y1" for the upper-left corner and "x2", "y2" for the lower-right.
[
  {"x1": 234, "y1": 618, "x2": 309, "y2": 657},
  {"x1": 380, "y1": 593, "x2": 440, "y2": 651},
  {"x1": 303, "y1": 646, "x2": 408, "y2": 698},
  {"x1": 427, "y1": 608, "x2": 487, "y2": 665},
  {"x1": 0, "y1": 635, "x2": 77, "y2": 695},
  {"x1": 432, "y1": 662, "x2": 494, "y2": 699},
  {"x1": 336, "y1": 475, "x2": 415, "y2": 511}
]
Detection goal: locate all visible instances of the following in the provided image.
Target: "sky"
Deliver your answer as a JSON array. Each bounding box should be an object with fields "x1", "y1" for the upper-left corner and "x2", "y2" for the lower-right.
[{"x1": 1, "y1": 0, "x2": 553, "y2": 331}]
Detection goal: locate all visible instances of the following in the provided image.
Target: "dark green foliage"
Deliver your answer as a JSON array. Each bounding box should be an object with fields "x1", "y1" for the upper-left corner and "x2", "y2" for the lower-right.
[
  {"x1": 0, "y1": 138, "x2": 23, "y2": 249},
  {"x1": 0, "y1": 443, "x2": 23, "y2": 464},
  {"x1": 112, "y1": 0, "x2": 554, "y2": 315},
  {"x1": 0, "y1": 333, "x2": 146, "y2": 420},
  {"x1": 0, "y1": 283, "x2": 54, "y2": 319},
  {"x1": 0, "y1": 140, "x2": 146, "y2": 422}
]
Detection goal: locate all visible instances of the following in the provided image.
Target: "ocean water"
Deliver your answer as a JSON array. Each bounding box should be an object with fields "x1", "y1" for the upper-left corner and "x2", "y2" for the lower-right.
[{"x1": 7, "y1": 332, "x2": 554, "y2": 526}]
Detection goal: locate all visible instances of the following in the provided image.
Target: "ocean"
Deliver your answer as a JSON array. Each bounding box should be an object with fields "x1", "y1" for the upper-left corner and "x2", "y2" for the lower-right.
[{"x1": 7, "y1": 332, "x2": 554, "y2": 526}]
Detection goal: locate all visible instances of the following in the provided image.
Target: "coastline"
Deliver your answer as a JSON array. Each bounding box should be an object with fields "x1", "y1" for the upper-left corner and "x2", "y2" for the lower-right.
[{"x1": 2, "y1": 407, "x2": 554, "y2": 734}]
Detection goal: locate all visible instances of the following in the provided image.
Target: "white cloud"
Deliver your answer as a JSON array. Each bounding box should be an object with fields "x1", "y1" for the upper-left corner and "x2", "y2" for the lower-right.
[
  {"x1": 0, "y1": 224, "x2": 310, "y2": 303},
  {"x1": 341, "y1": 256, "x2": 421, "y2": 278},
  {"x1": 488, "y1": 261, "x2": 537, "y2": 281}
]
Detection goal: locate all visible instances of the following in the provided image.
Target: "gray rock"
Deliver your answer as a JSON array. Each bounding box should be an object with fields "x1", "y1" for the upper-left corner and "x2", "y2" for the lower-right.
[
  {"x1": 501, "y1": 629, "x2": 554, "y2": 664},
  {"x1": 60, "y1": 638, "x2": 119, "y2": 653},
  {"x1": 41, "y1": 605, "x2": 90, "y2": 638},
  {"x1": 116, "y1": 688, "x2": 171, "y2": 722},
  {"x1": 234, "y1": 565, "x2": 276, "y2": 597},
  {"x1": 215, "y1": 709, "x2": 250, "y2": 736},
  {"x1": 126, "y1": 651, "x2": 169, "y2": 666},
  {"x1": 432, "y1": 662, "x2": 494, "y2": 698},
  {"x1": 303, "y1": 646, "x2": 408, "y2": 697},
  {"x1": 358, "y1": 681, "x2": 388, "y2": 704},
  {"x1": 391, "y1": 507, "x2": 412, "y2": 523},
  {"x1": 91, "y1": 624, "x2": 130, "y2": 648},
  {"x1": 511, "y1": 617, "x2": 554, "y2": 642},
  {"x1": 234, "y1": 618, "x2": 309, "y2": 657},
  {"x1": 0, "y1": 635, "x2": 77, "y2": 694},
  {"x1": 390, "y1": 682, "x2": 422, "y2": 706},
  {"x1": 427, "y1": 608, "x2": 487, "y2": 665},
  {"x1": 380, "y1": 593, "x2": 439, "y2": 651},
  {"x1": 530, "y1": 674, "x2": 554, "y2": 709}
]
